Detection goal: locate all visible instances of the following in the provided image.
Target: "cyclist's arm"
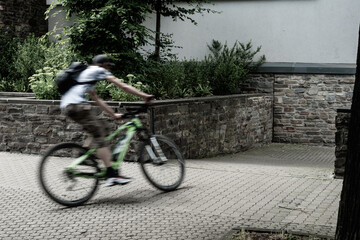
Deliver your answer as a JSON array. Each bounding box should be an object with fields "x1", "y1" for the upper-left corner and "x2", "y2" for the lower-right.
[
  {"x1": 105, "y1": 75, "x2": 153, "y2": 103},
  {"x1": 88, "y1": 89, "x2": 122, "y2": 119}
]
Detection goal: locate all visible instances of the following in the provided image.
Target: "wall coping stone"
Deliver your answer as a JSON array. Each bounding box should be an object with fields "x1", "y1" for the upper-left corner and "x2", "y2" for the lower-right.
[
  {"x1": 0, "y1": 93, "x2": 271, "y2": 107},
  {"x1": 256, "y1": 62, "x2": 356, "y2": 75},
  {"x1": 337, "y1": 107, "x2": 351, "y2": 113},
  {"x1": 0, "y1": 92, "x2": 35, "y2": 98}
]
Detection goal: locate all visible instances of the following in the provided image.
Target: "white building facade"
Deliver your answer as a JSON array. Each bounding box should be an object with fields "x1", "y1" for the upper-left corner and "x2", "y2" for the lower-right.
[{"x1": 48, "y1": 0, "x2": 360, "y2": 66}]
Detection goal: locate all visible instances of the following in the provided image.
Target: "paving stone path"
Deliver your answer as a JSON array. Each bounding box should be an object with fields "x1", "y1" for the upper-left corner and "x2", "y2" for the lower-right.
[{"x1": 0, "y1": 143, "x2": 341, "y2": 239}]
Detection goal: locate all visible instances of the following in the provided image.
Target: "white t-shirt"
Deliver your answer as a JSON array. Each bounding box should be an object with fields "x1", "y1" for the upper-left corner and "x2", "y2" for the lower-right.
[{"x1": 60, "y1": 65, "x2": 112, "y2": 109}]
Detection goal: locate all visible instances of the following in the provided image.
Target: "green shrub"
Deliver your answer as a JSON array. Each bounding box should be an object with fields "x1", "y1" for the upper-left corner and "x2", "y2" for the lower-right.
[
  {"x1": 42, "y1": 40, "x2": 82, "y2": 71},
  {"x1": 29, "y1": 40, "x2": 83, "y2": 99},
  {"x1": 149, "y1": 61, "x2": 187, "y2": 99},
  {"x1": 0, "y1": 31, "x2": 21, "y2": 91},
  {"x1": 108, "y1": 74, "x2": 151, "y2": 102},
  {"x1": 95, "y1": 80, "x2": 111, "y2": 100},
  {"x1": 146, "y1": 60, "x2": 212, "y2": 99},
  {"x1": 12, "y1": 35, "x2": 47, "y2": 92},
  {"x1": 24, "y1": 36, "x2": 264, "y2": 101},
  {"x1": 204, "y1": 40, "x2": 265, "y2": 95},
  {"x1": 29, "y1": 67, "x2": 61, "y2": 100},
  {"x1": 182, "y1": 60, "x2": 212, "y2": 97}
]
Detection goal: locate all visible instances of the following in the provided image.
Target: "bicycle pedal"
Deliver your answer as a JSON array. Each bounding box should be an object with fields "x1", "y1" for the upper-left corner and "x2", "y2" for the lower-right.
[{"x1": 80, "y1": 159, "x2": 98, "y2": 167}]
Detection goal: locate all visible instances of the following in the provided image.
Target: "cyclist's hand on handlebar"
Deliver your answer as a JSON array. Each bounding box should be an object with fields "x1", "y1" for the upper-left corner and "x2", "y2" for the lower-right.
[
  {"x1": 145, "y1": 95, "x2": 155, "y2": 105},
  {"x1": 114, "y1": 113, "x2": 123, "y2": 120}
]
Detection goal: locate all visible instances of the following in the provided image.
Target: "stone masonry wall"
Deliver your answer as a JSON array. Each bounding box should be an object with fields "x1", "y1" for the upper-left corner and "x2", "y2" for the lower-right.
[
  {"x1": 152, "y1": 95, "x2": 273, "y2": 158},
  {"x1": 0, "y1": 94, "x2": 273, "y2": 159},
  {"x1": 0, "y1": 0, "x2": 47, "y2": 37},
  {"x1": 245, "y1": 73, "x2": 355, "y2": 145},
  {"x1": 334, "y1": 109, "x2": 351, "y2": 178}
]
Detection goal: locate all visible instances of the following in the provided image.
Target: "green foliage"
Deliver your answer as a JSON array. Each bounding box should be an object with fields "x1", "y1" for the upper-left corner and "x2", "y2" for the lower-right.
[
  {"x1": 147, "y1": 0, "x2": 216, "y2": 24},
  {"x1": 204, "y1": 40, "x2": 266, "y2": 95},
  {"x1": 142, "y1": 39, "x2": 264, "y2": 99},
  {"x1": 2, "y1": 30, "x2": 264, "y2": 101},
  {"x1": 147, "y1": 60, "x2": 212, "y2": 99},
  {"x1": 108, "y1": 74, "x2": 151, "y2": 102},
  {"x1": 0, "y1": 31, "x2": 20, "y2": 91},
  {"x1": 148, "y1": 61, "x2": 186, "y2": 98},
  {"x1": 0, "y1": 33, "x2": 48, "y2": 92},
  {"x1": 12, "y1": 35, "x2": 48, "y2": 92},
  {"x1": 29, "y1": 67, "x2": 61, "y2": 100},
  {"x1": 146, "y1": 0, "x2": 218, "y2": 61},
  {"x1": 28, "y1": 40, "x2": 81, "y2": 99},
  {"x1": 41, "y1": 40, "x2": 82, "y2": 71},
  {"x1": 95, "y1": 80, "x2": 111, "y2": 100},
  {"x1": 182, "y1": 60, "x2": 212, "y2": 97},
  {"x1": 50, "y1": 0, "x2": 151, "y2": 76}
]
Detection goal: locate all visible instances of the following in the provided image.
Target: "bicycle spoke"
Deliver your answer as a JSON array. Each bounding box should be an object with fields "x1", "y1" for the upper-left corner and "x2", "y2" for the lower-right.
[
  {"x1": 39, "y1": 143, "x2": 100, "y2": 207},
  {"x1": 140, "y1": 135, "x2": 185, "y2": 191}
]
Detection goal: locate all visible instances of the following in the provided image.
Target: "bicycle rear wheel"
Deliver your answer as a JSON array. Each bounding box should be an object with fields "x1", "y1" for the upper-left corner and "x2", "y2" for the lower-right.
[
  {"x1": 39, "y1": 143, "x2": 100, "y2": 207},
  {"x1": 139, "y1": 135, "x2": 185, "y2": 191}
]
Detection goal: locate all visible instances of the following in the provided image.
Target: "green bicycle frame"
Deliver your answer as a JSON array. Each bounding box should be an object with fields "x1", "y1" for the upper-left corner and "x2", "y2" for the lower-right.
[{"x1": 66, "y1": 117, "x2": 144, "y2": 178}]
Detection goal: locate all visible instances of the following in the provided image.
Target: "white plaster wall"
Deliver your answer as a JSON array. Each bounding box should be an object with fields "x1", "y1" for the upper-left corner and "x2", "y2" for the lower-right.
[
  {"x1": 48, "y1": 0, "x2": 360, "y2": 64},
  {"x1": 144, "y1": 0, "x2": 360, "y2": 64}
]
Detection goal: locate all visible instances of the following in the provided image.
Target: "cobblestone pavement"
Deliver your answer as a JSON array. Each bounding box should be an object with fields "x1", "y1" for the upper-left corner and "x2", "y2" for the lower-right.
[{"x1": 0, "y1": 143, "x2": 341, "y2": 239}]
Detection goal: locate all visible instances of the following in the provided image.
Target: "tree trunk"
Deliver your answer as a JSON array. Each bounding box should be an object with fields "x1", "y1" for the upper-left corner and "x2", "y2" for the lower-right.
[
  {"x1": 335, "y1": 25, "x2": 360, "y2": 239},
  {"x1": 154, "y1": 0, "x2": 161, "y2": 61}
]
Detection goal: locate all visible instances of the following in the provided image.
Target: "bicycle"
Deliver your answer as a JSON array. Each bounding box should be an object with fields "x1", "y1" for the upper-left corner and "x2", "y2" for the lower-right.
[{"x1": 39, "y1": 105, "x2": 185, "y2": 207}]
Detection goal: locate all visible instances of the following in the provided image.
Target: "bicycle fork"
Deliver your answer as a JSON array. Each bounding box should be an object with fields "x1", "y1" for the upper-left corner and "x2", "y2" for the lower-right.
[{"x1": 145, "y1": 137, "x2": 168, "y2": 164}]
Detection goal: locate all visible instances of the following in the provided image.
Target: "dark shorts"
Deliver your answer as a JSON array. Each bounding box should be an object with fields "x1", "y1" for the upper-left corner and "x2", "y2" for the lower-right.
[{"x1": 64, "y1": 104, "x2": 110, "y2": 148}]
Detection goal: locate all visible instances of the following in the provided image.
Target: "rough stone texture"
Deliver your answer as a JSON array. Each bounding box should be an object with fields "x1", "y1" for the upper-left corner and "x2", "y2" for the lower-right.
[
  {"x1": 0, "y1": 94, "x2": 273, "y2": 158},
  {"x1": 0, "y1": 0, "x2": 47, "y2": 37},
  {"x1": 152, "y1": 95, "x2": 273, "y2": 158},
  {"x1": 245, "y1": 73, "x2": 355, "y2": 145},
  {"x1": 0, "y1": 72, "x2": 355, "y2": 159},
  {"x1": 334, "y1": 109, "x2": 350, "y2": 178}
]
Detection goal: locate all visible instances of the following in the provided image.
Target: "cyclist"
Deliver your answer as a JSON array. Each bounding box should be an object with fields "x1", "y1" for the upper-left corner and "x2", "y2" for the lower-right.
[{"x1": 60, "y1": 54, "x2": 153, "y2": 187}]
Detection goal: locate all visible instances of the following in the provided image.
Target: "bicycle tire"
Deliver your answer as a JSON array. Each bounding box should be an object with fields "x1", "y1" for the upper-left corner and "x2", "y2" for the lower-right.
[
  {"x1": 139, "y1": 135, "x2": 185, "y2": 191},
  {"x1": 39, "y1": 142, "x2": 100, "y2": 207}
]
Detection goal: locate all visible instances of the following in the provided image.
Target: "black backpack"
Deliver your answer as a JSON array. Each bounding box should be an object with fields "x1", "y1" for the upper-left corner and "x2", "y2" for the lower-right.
[{"x1": 55, "y1": 62, "x2": 88, "y2": 94}]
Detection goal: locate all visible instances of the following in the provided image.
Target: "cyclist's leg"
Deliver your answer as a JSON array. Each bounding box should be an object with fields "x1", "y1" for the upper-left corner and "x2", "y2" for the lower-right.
[
  {"x1": 65, "y1": 105, "x2": 112, "y2": 170},
  {"x1": 96, "y1": 146, "x2": 112, "y2": 168},
  {"x1": 65, "y1": 104, "x2": 131, "y2": 186}
]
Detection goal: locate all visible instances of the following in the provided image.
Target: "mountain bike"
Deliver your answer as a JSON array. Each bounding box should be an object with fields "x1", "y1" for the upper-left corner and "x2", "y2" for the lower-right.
[{"x1": 39, "y1": 105, "x2": 185, "y2": 207}]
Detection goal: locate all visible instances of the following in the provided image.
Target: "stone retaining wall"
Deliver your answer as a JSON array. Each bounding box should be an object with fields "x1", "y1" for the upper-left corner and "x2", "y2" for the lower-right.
[
  {"x1": 245, "y1": 73, "x2": 355, "y2": 145},
  {"x1": 0, "y1": 94, "x2": 273, "y2": 159},
  {"x1": 0, "y1": 0, "x2": 47, "y2": 37},
  {"x1": 0, "y1": 72, "x2": 355, "y2": 159},
  {"x1": 334, "y1": 108, "x2": 351, "y2": 178}
]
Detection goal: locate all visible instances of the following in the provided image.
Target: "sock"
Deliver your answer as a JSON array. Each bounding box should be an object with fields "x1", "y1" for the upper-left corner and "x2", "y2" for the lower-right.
[{"x1": 106, "y1": 167, "x2": 118, "y2": 178}]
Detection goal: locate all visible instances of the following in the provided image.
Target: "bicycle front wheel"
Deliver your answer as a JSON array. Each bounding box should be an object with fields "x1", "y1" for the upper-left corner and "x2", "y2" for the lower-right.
[
  {"x1": 39, "y1": 143, "x2": 100, "y2": 207},
  {"x1": 139, "y1": 135, "x2": 185, "y2": 192}
]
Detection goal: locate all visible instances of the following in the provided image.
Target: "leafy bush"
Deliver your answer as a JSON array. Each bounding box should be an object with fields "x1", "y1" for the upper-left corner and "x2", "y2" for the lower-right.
[
  {"x1": 29, "y1": 67, "x2": 61, "y2": 100},
  {"x1": 108, "y1": 74, "x2": 151, "y2": 101},
  {"x1": 14, "y1": 34, "x2": 264, "y2": 101},
  {"x1": 12, "y1": 35, "x2": 48, "y2": 92},
  {"x1": 142, "y1": 39, "x2": 265, "y2": 99},
  {"x1": 145, "y1": 60, "x2": 212, "y2": 99},
  {"x1": 0, "y1": 31, "x2": 20, "y2": 91},
  {"x1": 29, "y1": 40, "x2": 83, "y2": 99},
  {"x1": 42, "y1": 40, "x2": 82, "y2": 71},
  {"x1": 50, "y1": 0, "x2": 151, "y2": 77},
  {"x1": 182, "y1": 60, "x2": 212, "y2": 97},
  {"x1": 204, "y1": 40, "x2": 265, "y2": 95},
  {"x1": 148, "y1": 61, "x2": 186, "y2": 98},
  {"x1": 95, "y1": 80, "x2": 111, "y2": 100},
  {"x1": 0, "y1": 33, "x2": 78, "y2": 94}
]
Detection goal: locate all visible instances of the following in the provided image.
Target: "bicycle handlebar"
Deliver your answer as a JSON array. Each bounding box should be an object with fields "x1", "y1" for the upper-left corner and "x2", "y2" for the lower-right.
[{"x1": 122, "y1": 105, "x2": 149, "y2": 119}]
